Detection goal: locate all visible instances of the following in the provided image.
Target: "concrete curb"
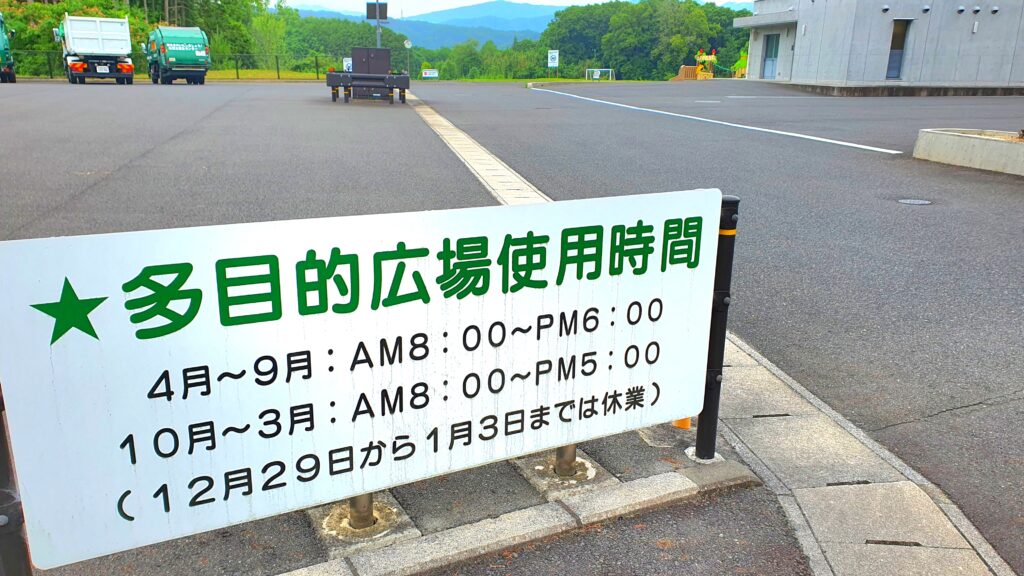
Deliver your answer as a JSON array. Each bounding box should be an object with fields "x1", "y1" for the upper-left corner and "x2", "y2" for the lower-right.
[
  {"x1": 280, "y1": 464, "x2": 759, "y2": 576},
  {"x1": 725, "y1": 333, "x2": 1016, "y2": 576},
  {"x1": 782, "y1": 81, "x2": 1024, "y2": 97},
  {"x1": 913, "y1": 129, "x2": 1024, "y2": 177}
]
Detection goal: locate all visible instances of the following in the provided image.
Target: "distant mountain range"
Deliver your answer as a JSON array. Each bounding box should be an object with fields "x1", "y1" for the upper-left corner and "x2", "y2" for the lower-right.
[
  {"x1": 409, "y1": 0, "x2": 566, "y2": 32},
  {"x1": 291, "y1": 0, "x2": 754, "y2": 49},
  {"x1": 292, "y1": 3, "x2": 541, "y2": 49}
]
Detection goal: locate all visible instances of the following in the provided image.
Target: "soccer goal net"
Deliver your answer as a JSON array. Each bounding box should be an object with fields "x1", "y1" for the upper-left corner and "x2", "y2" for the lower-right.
[{"x1": 585, "y1": 68, "x2": 616, "y2": 81}]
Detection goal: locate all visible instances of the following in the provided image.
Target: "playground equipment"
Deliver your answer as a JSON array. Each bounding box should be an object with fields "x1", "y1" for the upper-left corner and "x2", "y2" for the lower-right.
[
  {"x1": 695, "y1": 49, "x2": 716, "y2": 80},
  {"x1": 732, "y1": 49, "x2": 748, "y2": 78},
  {"x1": 672, "y1": 49, "x2": 738, "y2": 81}
]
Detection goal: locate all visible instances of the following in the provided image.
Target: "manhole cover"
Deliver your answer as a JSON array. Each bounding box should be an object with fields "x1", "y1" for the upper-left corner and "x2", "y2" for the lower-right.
[{"x1": 898, "y1": 198, "x2": 933, "y2": 205}]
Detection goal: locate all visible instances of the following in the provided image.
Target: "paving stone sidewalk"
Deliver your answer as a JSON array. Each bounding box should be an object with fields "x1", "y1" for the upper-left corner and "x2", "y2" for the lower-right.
[{"x1": 721, "y1": 336, "x2": 1015, "y2": 576}]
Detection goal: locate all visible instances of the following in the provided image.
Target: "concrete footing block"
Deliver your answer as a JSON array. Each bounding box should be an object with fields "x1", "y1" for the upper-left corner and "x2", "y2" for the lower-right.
[
  {"x1": 510, "y1": 448, "x2": 619, "y2": 501},
  {"x1": 684, "y1": 446, "x2": 725, "y2": 464},
  {"x1": 682, "y1": 459, "x2": 762, "y2": 493},
  {"x1": 305, "y1": 491, "x2": 421, "y2": 559}
]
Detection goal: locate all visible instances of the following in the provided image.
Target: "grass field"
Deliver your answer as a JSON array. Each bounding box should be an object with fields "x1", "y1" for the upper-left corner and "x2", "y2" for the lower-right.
[{"x1": 207, "y1": 68, "x2": 321, "y2": 80}]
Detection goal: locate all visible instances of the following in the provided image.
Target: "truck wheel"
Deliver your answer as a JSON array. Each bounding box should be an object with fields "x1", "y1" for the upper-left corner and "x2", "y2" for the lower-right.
[
  {"x1": 7, "y1": 72, "x2": 13, "y2": 84},
  {"x1": 151, "y1": 66, "x2": 159, "y2": 84},
  {"x1": 0, "y1": 72, "x2": 6, "y2": 84},
  {"x1": 78, "y1": 76, "x2": 85, "y2": 84},
  {"x1": 126, "y1": 77, "x2": 133, "y2": 85},
  {"x1": 198, "y1": 76, "x2": 205, "y2": 85}
]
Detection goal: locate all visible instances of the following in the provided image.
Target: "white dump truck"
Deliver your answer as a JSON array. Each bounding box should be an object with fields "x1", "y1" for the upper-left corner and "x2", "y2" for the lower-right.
[{"x1": 54, "y1": 13, "x2": 134, "y2": 84}]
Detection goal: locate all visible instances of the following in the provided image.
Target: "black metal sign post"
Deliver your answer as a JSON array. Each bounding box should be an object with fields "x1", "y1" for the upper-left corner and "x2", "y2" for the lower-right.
[{"x1": 695, "y1": 195, "x2": 740, "y2": 460}]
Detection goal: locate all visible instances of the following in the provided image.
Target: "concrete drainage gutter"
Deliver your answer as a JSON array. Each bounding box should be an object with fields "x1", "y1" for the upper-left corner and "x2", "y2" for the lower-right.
[{"x1": 913, "y1": 129, "x2": 1024, "y2": 177}]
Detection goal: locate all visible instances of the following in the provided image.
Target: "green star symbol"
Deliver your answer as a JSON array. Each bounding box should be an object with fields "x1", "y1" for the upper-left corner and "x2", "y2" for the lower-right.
[{"x1": 31, "y1": 278, "x2": 108, "y2": 345}]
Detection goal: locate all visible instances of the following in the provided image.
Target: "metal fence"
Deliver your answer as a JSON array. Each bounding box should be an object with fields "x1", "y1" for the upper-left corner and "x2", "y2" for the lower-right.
[{"x1": 11, "y1": 50, "x2": 371, "y2": 81}]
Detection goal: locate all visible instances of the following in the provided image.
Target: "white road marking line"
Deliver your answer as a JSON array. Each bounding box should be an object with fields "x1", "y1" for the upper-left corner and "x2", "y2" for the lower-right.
[
  {"x1": 694, "y1": 100, "x2": 721, "y2": 103},
  {"x1": 406, "y1": 92, "x2": 551, "y2": 205},
  {"x1": 531, "y1": 87, "x2": 902, "y2": 155}
]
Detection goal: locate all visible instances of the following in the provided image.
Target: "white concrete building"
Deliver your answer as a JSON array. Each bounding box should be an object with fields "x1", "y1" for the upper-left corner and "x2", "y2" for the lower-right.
[{"x1": 734, "y1": 0, "x2": 1024, "y2": 87}]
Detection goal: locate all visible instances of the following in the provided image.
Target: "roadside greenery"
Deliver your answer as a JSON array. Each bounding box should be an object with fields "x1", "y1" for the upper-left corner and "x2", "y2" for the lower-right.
[{"x1": 1, "y1": 0, "x2": 749, "y2": 80}]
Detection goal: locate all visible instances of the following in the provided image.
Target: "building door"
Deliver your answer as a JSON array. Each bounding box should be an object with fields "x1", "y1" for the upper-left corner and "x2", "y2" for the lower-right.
[
  {"x1": 887, "y1": 20, "x2": 911, "y2": 79},
  {"x1": 762, "y1": 34, "x2": 780, "y2": 79}
]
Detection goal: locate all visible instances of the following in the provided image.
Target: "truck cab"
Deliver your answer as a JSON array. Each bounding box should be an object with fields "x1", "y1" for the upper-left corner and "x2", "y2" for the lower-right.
[
  {"x1": 144, "y1": 27, "x2": 210, "y2": 85},
  {"x1": 0, "y1": 12, "x2": 15, "y2": 84}
]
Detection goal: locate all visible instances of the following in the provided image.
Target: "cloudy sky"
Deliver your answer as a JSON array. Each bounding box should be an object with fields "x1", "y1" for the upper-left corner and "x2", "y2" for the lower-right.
[{"x1": 296, "y1": 0, "x2": 734, "y2": 18}]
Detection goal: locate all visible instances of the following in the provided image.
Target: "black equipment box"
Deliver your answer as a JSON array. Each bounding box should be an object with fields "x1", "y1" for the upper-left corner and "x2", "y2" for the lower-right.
[{"x1": 327, "y1": 47, "x2": 410, "y2": 104}]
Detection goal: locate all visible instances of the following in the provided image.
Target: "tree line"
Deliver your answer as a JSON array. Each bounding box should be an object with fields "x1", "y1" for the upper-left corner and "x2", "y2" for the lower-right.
[{"x1": 0, "y1": 0, "x2": 750, "y2": 80}]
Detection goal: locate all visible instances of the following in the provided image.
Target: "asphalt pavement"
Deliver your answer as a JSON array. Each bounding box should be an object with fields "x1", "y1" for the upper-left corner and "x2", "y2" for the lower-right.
[
  {"x1": 0, "y1": 82, "x2": 489, "y2": 241},
  {"x1": 2, "y1": 79, "x2": 1022, "y2": 574},
  {"x1": 409, "y1": 79, "x2": 1024, "y2": 573}
]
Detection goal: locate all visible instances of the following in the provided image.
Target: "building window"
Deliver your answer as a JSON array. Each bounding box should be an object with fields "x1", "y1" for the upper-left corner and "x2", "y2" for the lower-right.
[{"x1": 887, "y1": 20, "x2": 911, "y2": 79}]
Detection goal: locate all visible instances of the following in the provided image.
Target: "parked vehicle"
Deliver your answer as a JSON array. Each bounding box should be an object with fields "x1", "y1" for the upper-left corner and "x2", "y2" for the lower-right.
[
  {"x1": 144, "y1": 27, "x2": 210, "y2": 85},
  {"x1": 54, "y1": 13, "x2": 134, "y2": 85},
  {"x1": 0, "y1": 12, "x2": 15, "y2": 83}
]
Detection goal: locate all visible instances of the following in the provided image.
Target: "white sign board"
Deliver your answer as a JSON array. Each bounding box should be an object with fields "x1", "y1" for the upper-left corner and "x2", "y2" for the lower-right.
[
  {"x1": 548, "y1": 49, "x2": 559, "y2": 68},
  {"x1": 404, "y1": 39, "x2": 412, "y2": 49},
  {"x1": 0, "y1": 190, "x2": 720, "y2": 568},
  {"x1": 343, "y1": 57, "x2": 352, "y2": 72},
  {"x1": 421, "y1": 68, "x2": 439, "y2": 79}
]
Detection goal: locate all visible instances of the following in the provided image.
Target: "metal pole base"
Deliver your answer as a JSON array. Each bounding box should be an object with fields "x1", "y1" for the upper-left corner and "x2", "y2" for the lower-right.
[
  {"x1": 348, "y1": 493, "x2": 375, "y2": 530},
  {"x1": 555, "y1": 444, "x2": 577, "y2": 478}
]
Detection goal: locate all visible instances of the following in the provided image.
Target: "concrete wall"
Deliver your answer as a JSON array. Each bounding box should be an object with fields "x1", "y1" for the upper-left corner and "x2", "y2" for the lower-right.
[
  {"x1": 849, "y1": 0, "x2": 1024, "y2": 85},
  {"x1": 789, "y1": 0, "x2": 858, "y2": 83},
  {"x1": 742, "y1": 0, "x2": 1024, "y2": 86},
  {"x1": 745, "y1": 23, "x2": 798, "y2": 80}
]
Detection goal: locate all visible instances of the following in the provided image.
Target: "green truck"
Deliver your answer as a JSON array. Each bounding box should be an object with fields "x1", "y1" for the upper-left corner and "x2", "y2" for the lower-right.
[
  {"x1": 144, "y1": 27, "x2": 210, "y2": 84},
  {"x1": 0, "y1": 12, "x2": 15, "y2": 84}
]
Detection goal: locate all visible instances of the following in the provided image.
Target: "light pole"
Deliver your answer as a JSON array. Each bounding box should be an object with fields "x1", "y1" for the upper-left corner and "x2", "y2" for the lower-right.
[{"x1": 375, "y1": 0, "x2": 382, "y2": 49}]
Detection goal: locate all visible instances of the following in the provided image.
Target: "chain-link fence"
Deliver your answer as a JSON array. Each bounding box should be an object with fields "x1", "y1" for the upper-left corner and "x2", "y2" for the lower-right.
[{"x1": 11, "y1": 50, "x2": 373, "y2": 81}]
